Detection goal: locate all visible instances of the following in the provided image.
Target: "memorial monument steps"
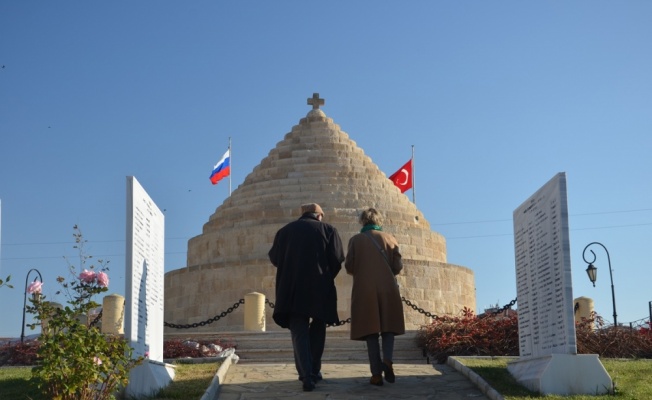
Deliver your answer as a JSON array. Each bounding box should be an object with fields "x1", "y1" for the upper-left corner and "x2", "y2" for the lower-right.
[{"x1": 164, "y1": 330, "x2": 426, "y2": 364}]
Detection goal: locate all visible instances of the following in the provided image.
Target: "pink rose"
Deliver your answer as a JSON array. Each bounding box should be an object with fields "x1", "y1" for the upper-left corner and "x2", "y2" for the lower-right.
[
  {"x1": 96, "y1": 271, "x2": 109, "y2": 288},
  {"x1": 27, "y1": 280, "x2": 43, "y2": 294},
  {"x1": 94, "y1": 356, "x2": 102, "y2": 365},
  {"x1": 79, "y1": 269, "x2": 96, "y2": 284}
]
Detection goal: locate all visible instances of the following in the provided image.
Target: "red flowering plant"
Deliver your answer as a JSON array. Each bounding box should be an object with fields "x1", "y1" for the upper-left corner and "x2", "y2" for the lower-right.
[
  {"x1": 26, "y1": 226, "x2": 141, "y2": 400},
  {"x1": 418, "y1": 307, "x2": 652, "y2": 362},
  {"x1": 416, "y1": 307, "x2": 519, "y2": 363},
  {"x1": 575, "y1": 312, "x2": 652, "y2": 358},
  {"x1": 0, "y1": 339, "x2": 39, "y2": 366}
]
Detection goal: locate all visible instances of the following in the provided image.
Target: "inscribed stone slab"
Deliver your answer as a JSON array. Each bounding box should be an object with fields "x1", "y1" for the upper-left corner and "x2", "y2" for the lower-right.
[
  {"x1": 513, "y1": 172, "x2": 577, "y2": 358},
  {"x1": 125, "y1": 176, "x2": 165, "y2": 362}
]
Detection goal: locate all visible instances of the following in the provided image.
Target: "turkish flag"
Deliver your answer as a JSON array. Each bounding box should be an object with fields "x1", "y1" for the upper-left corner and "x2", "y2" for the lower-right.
[{"x1": 389, "y1": 159, "x2": 413, "y2": 193}]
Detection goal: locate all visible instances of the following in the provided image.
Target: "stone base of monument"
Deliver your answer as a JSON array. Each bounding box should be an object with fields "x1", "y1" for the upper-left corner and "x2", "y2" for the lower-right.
[
  {"x1": 125, "y1": 360, "x2": 176, "y2": 398},
  {"x1": 507, "y1": 354, "x2": 612, "y2": 395}
]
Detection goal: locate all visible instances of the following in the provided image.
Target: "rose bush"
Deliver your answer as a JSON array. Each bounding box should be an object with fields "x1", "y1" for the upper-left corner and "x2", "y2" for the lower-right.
[
  {"x1": 26, "y1": 226, "x2": 141, "y2": 400},
  {"x1": 0, "y1": 274, "x2": 12, "y2": 289}
]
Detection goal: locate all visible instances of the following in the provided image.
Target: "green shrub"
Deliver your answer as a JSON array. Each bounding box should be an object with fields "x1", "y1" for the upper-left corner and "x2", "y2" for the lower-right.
[{"x1": 26, "y1": 226, "x2": 142, "y2": 400}]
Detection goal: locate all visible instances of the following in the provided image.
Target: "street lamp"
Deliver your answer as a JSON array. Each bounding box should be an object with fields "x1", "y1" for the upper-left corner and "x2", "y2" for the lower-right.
[
  {"x1": 21, "y1": 268, "x2": 43, "y2": 343},
  {"x1": 582, "y1": 242, "x2": 617, "y2": 327}
]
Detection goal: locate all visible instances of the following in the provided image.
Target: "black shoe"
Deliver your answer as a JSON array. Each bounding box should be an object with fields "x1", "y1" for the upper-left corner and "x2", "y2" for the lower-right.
[
  {"x1": 382, "y1": 360, "x2": 395, "y2": 383},
  {"x1": 299, "y1": 372, "x2": 323, "y2": 382},
  {"x1": 303, "y1": 379, "x2": 316, "y2": 392}
]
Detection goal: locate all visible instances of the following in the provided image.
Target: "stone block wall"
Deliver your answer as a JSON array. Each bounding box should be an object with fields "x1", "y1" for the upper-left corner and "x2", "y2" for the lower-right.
[
  {"x1": 164, "y1": 259, "x2": 475, "y2": 332},
  {"x1": 165, "y1": 106, "x2": 475, "y2": 333}
]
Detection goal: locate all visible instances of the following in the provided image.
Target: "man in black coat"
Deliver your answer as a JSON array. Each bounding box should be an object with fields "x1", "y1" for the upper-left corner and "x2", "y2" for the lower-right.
[{"x1": 268, "y1": 203, "x2": 344, "y2": 392}]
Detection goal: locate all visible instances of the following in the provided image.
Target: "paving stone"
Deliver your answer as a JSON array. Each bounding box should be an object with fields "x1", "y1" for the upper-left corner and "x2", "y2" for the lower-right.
[{"x1": 217, "y1": 361, "x2": 492, "y2": 400}]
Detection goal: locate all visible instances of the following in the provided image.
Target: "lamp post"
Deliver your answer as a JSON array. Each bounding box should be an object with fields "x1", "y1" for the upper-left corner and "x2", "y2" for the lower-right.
[
  {"x1": 21, "y1": 268, "x2": 43, "y2": 343},
  {"x1": 582, "y1": 242, "x2": 617, "y2": 327}
]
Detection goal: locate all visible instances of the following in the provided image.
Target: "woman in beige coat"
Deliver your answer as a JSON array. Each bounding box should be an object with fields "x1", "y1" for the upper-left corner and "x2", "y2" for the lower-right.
[{"x1": 345, "y1": 208, "x2": 405, "y2": 386}]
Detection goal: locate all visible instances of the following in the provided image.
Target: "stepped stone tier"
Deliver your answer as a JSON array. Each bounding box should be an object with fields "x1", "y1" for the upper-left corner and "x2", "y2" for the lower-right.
[{"x1": 164, "y1": 94, "x2": 476, "y2": 332}]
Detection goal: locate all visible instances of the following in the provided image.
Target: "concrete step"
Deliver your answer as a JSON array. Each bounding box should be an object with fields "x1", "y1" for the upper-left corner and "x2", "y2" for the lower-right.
[
  {"x1": 195, "y1": 330, "x2": 428, "y2": 364},
  {"x1": 234, "y1": 349, "x2": 427, "y2": 364}
]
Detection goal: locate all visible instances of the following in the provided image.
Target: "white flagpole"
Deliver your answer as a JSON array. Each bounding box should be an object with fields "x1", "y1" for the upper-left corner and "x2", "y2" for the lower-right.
[
  {"x1": 411, "y1": 145, "x2": 416, "y2": 205},
  {"x1": 229, "y1": 137, "x2": 232, "y2": 196}
]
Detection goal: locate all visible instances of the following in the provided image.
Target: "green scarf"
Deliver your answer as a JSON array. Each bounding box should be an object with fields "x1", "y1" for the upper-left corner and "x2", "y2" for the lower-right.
[{"x1": 360, "y1": 224, "x2": 382, "y2": 233}]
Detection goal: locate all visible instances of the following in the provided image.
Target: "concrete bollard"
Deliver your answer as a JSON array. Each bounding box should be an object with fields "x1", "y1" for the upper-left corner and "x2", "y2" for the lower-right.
[
  {"x1": 41, "y1": 302, "x2": 63, "y2": 334},
  {"x1": 102, "y1": 293, "x2": 125, "y2": 335},
  {"x1": 244, "y1": 292, "x2": 266, "y2": 331},
  {"x1": 573, "y1": 296, "x2": 594, "y2": 325}
]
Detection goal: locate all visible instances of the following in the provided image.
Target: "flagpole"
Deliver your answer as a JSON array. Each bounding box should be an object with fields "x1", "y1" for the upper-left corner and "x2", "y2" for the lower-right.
[
  {"x1": 411, "y1": 145, "x2": 416, "y2": 205},
  {"x1": 0, "y1": 199, "x2": 2, "y2": 275},
  {"x1": 228, "y1": 137, "x2": 232, "y2": 196}
]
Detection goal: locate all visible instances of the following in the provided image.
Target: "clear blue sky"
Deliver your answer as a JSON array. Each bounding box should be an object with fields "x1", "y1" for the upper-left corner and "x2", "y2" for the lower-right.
[{"x1": 1, "y1": 2, "x2": 651, "y2": 338}]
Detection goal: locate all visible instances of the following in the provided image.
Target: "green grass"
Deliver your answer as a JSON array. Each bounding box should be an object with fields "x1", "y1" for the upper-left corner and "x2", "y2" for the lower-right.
[
  {"x1": 5, "y1": 359, "x2": 651, "y2": 399},
  {"x1": 457, "y1": 357, "x2": 652, "y2": 400},
  {"x1": 0, "y1": 366, "x2": 44, "y2": 399},
  {"x1": 146, "y1": 361, "x2": 220, "y2": 400},
  {"x1": 0, "y1": 362, "x2": 221, "y2": 400}
]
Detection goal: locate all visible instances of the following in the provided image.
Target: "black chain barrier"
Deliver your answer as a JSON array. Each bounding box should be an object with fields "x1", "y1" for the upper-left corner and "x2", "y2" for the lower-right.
[
  {"x1": 327, "y1": 318, "x2": 352, "y2": 327},
  {"x1": 264, "y1": 298, "x2": 351, "y2": 326},
  {"x1": 401, "y1": 296, "x2": 442, "y2": 320},
  {"x1": 89, "y1": 309, "x2": 103, "y2": 327},
  {"x1": 401, "y1": 297, "x2": 517, "y2": 320},
  {"x1": 164, "y1": 299, "x2": 245, "y2": 329},
  {"x1": 487, "y1": 298, "x2": 517, "y2": 317},
  {"x1": 161, "y1": 297, "x2": 517, "y2": 329}
]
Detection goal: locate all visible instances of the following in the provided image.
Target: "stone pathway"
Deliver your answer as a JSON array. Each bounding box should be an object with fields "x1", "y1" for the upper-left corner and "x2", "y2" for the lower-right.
[{"x1": 216, "y1": 361, "x2": 493, "y2": 400}]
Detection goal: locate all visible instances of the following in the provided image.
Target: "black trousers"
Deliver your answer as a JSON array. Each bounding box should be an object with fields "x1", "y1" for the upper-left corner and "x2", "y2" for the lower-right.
[
  {"x1": 365, "y1": 332, "x2": 395, "y2": 375},
  {"x1": 289, "y1": 315, "x2": 326, "y2": 382}
]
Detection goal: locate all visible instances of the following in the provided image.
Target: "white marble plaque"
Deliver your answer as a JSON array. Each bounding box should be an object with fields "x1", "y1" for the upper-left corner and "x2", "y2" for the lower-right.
[
  {"x1": 513, "y1": 173, "x2": 576, "y2": 358},
  {"x1": 125, "y1": 176, "x2": 165, "y2": 362}
]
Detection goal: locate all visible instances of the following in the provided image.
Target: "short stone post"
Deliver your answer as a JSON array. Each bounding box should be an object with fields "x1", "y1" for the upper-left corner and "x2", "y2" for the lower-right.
[
  {"x1": 244, "y1": 292, "x2": 266, "y2": 331},
  {"x1": 573, "y1": 296, "x2": 594, "y2": 325},
  {"x1": 41, "y1": 302, "x2": 63, "y2": 334},
  {"x1": 102, "y1": 294, "x2": 125, "y2": 335}
]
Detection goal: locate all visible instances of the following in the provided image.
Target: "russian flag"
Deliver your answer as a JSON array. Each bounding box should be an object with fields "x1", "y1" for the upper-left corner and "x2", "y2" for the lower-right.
[{"x1": 210, "y1": 149, "x2": 231, "y2": 185}]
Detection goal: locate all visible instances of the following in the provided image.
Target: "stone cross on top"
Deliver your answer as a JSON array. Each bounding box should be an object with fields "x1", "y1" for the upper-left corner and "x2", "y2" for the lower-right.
[{"x1": 307, "y1": 93, "x2": 324, "y2": 110}]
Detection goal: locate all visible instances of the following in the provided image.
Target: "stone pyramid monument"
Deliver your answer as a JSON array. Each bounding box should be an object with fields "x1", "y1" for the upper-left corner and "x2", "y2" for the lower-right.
[{"x1": 164, "y1": 94, "x2": 475, "y2": 332}]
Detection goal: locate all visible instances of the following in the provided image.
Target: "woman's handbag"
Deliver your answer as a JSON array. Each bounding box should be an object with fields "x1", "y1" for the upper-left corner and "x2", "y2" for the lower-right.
[{"x1": 363, "y1": 231, "x2": 399, "y2": 287}]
